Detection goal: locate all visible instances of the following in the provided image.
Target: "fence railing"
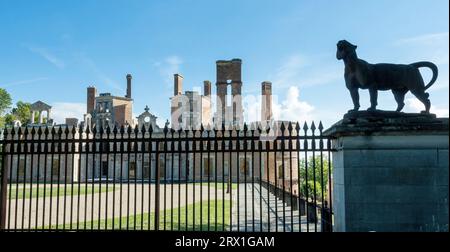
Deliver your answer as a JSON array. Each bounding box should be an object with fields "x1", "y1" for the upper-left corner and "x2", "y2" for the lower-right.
[{"x1": 0, "y1": 121, "x2": 334, "y2": 232}]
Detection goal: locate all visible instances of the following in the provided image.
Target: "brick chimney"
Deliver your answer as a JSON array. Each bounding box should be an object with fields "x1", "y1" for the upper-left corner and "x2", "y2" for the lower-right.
[
  {"x1": 261, "y1": 81, "x2": 272, "y2": 122},
  {"x1": 87, "y1": 86, "x2": 97, "y2": 114},
  {"x1": 126, "y1": 74, "x2": 132, "y2": 99},
  {"x1": 204, "y1": 80, "x2": 211, "y2": 96},
  {"x1": 174, "y1": 74, "x2": 183, "y2": 96}
]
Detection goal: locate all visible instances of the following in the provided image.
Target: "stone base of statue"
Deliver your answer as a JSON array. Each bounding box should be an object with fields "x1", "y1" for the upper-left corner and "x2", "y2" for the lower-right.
[{"x1": 324, "y1": 110, "x2": 449, "y2": 232}]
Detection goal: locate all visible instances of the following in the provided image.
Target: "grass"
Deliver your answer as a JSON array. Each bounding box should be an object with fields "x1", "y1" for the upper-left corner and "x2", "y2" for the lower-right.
[
  {"x1": 42, "y1": 200, "x2": 231, "y2": 231},
  {"x1": 8, "y1": 184, "x2": 117, "y2": 200}
]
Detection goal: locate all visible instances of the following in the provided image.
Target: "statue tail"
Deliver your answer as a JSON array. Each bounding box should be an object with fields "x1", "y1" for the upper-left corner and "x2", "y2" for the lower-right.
[{"x1": 410, "y1": 61, "x2": 438, "y2": 90}]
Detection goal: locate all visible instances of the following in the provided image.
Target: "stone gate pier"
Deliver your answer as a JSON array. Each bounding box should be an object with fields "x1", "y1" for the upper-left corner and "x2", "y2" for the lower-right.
[{"x1": 324, "y1": 111, "x2": 449, "y2": 232}]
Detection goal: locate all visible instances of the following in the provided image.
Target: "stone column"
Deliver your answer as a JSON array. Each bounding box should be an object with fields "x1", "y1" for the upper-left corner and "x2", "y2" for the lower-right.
[
  {"x1": 324, "y1": 111, "x2": 449, "y2": 232},
  {"x1": 47, "y1": 109, "x2": 51, "y2": 121},
  {"x1": 38, "y1": 111, "x2": 43, "y2": 124},
  {"x1": 31, "y1": 111, "x2": 36, "y2": 124}
]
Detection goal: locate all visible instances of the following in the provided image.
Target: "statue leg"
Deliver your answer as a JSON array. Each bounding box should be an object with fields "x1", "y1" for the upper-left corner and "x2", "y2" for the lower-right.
[
  {"x1": 411, "y1": 89, "x2": 431, "y2": 113},
  {"x1": 349, "y1": 88, "x2": 360, "y2": 112},
  {"x1": 368, "y1": 88, "x2": 378, "y2": 111},
  {"x1": 392, "y1": 88, "x2": 408, "y2": 112}
]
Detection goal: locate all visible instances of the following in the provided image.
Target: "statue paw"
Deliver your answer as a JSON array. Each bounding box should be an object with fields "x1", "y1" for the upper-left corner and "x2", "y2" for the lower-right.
[
  {"x1": 367, "y1": 107, "x2": 377, "y2": 111},
  {"x1": 348, "y1": 108, "x2": 359, "y2": 113},
  {"x1": 420, "y1": 110, "x2": 430, "y2": 114}
]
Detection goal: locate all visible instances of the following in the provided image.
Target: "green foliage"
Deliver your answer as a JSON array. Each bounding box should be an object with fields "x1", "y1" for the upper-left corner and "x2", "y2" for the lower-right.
[
  {"x1": 298, "y1": 155, "x2": 332, "y2": 201},
  {"x1": 0, "y1": 88, "x2": 12, "y2": 128},
  {"x1": 2, "y1": 101, "x2": 33, "y2": 126},
  {"x1": 11, "y1": 101, "x2": 32, "y2": 124},
  {"x1": 0, "y1": 88, "x2": 12, "y2": 115}
]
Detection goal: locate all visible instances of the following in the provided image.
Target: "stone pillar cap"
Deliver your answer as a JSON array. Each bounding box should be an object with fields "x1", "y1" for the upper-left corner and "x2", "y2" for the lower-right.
[{"x1": 323, "y1": 111, "x2": 449, "y2": 137}]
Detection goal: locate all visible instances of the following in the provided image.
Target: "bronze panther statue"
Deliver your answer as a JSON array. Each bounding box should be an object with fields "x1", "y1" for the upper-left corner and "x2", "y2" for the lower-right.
[{"x1": 336, "y1": 40, "x2": 438, "y2": 113}]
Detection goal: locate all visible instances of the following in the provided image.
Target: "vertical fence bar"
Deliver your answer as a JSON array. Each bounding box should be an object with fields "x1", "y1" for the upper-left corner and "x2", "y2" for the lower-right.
[
  {"x1": 103, "y1": 126, "x2": 109, "y2": 230},
  {"x1": 21, "y1": 127, "x2": 29, "y2": 230},
  {"x1": 303, "y1": 122, "x2": 309, "y2": 232},
  {"x1": 265, "y1": 126, "x2": 270, "y2": 232},
  {"x1": 258, "y1": 125, "x2": 263, "y2": 232},
  {"x1": 288, "y1": 122, "x2": 294, "y2": 232},
  {"x1": 28, "y1": 128, "x2": 35, "y2": 231},
  {"x1": 140, "y1": 126, "x2": 146, "y2": 230},
  {"x1": 184, "y1": 129, "x2": 189, "y2": 231},
  {"x1": 163, "y1": 126, "x2": 168, "y2": 231},
  {"x1": 35, "y1": 128, "x2": 42, "y2": 230},
  {"x1": 56, "y1": 128, "x2": 62, "y2": 230},
  {"x1": 295, "y1": 123, "x2": 301, "y2": 233},
  {"x1": 250, "y1": 125, "x2": 255, "y2": 232},
  {"x1": 221, "y1": 125, "x2": 225, "y2": 231},
  {"x1": 170, "y1": 128, "x2": 175, "y2": 231},
  {"x1": 243, "y1": 124, "x2": 248, "y2": 232},
  {"x1": 133, "y1": 126, "x2": 139, "y2": 230},
  {"x1": 148, "y1": 125, "x2": 153, "y2": 231},
  {"x1": 97, "y1": 127, "x2": 103, "y2": 230},
  {"x1": 280, "y1": 123, "x2": 286, "y2": 232},
  {"x1": 76, "y1": 126, "x2": 82, "y2": 230},
  {"x1": 0, "y1": 129, "x2": 8, "y2": 230},
  {"x1": 213, "y1": 127, "x2": 218, "y2": 232},
  {"x1": 192, "y1": 129, "x2": 196, "y2": 231},
  {"x1": 199, "y1": 125, "x2": 203, "y2": 231},
  {"x1": 311, "y1": 122, "x2": 317, "y2": 232},
  {"x1": 177, "y1": 128, "x2": 182, "y2": 231},
  {"x1": 62, "y1": 128, "x2": 69, "y2": 230}
]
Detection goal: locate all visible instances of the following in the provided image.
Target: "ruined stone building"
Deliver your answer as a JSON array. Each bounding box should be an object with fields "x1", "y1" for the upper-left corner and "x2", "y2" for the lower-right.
[
  {"x1": 83, "y1": 74, "x2": 135, "y2": 129},
  {"x1": 170, "y1": 74, "x2": 212, "y2": 130}
]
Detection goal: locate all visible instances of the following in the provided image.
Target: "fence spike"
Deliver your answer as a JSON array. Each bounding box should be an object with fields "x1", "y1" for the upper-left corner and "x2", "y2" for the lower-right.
[
  {"x1": 311, "y1": 121, "x2": 316, "y2": 131},
  {"x1": 318, "y1": 121, "x2": 324, "y2": 132},
  {"x1": 302, "y1": 122, "x2": 309, "y2": 131},
  {"x1": 148, "y1": 124, "x2": 153, "y2": 133},
  {"x1": 279, "y1": 121, "x2": 286, "y2": 131},
  {"x1": 112, "y1": 125, "x2": 118, "y2": 134}
]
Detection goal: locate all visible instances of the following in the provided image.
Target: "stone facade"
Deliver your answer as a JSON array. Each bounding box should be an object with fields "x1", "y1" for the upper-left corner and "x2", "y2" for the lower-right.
[{"x1": 84, "y1": 74, "x2": 135, "y2": 129}]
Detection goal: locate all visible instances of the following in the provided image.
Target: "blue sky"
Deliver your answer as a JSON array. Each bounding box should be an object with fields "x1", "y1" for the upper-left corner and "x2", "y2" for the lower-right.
[{"x1": 1, "y1": 0, "x2": 448, "y2": 128}]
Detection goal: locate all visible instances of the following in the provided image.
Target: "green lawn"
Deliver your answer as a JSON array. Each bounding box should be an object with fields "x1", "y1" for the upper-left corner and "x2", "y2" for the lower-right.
[
  {"x1": 8, "y1": 184, "x2": 117, "y2": 200},
  {"x1": 43, "y1": 200, "x2": 231, "y2": 231}
]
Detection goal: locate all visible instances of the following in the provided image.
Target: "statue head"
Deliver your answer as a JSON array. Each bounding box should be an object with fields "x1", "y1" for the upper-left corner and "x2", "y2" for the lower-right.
[{"x1": 336, "y1": 40, "x2": 357, "y2": 60}]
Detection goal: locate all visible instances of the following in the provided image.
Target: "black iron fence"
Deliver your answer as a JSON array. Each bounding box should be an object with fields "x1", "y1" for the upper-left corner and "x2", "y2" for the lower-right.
[{"x1": 0, "y1": 121, "x2": 334, "y2": 232}]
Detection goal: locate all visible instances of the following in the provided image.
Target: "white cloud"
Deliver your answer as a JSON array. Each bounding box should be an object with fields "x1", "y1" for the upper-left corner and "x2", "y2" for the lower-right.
[
  {"x1": 244, "y1": 86, "x2": 315, "y2": 123},
  {"x1": 273, "y1": 86, "x2": 315, "y2": 122},
  {"x1": 404, "y1": 98, "x2": 448, "y2": 117},
  {"x1": 27, "y1": 46, "x2": 65, "y2": 69},
  {"x1": 153, "y1": 56, "x2": 183, "y2": 87},
  {"x1": 50, "y1": 102, "x2": 86, "y2": 124}
]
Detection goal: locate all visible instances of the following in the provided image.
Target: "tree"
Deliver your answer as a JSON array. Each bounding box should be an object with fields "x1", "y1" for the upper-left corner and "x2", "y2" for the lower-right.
[
  {"x1": 2, "y1": 101, "x2": 33, "y2": 126},
  {"x1": 299, "y1": 155, "x2": 332, "y2": 202},
  {"x1": 11, "y1": 101, "x2": 32, "y2": 124},
  {"x1": 0, "y1": 88, "x2": 12, "y2": 128}
]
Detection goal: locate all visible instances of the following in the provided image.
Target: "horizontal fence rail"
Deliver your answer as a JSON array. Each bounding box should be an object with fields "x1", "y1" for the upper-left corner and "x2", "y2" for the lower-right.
[{"x1": 0, "y1": 121, "x2": 334, "y2": 232}]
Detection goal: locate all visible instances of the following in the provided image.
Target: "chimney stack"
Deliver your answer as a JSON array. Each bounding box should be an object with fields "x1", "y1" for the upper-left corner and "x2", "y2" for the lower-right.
[
  {"x1": 87, "y1": 86, "x2": 97, "y2": 114},
  {"x1": 261, "y1": 81, "x2": 273, "y2": 122},
  {"x1": 204, "y1": 80, "x2": 211, "y2": 96},
  {"x1": 174, "y1": 74, "x2": 183, "y2": 96},
  {"x1": 126, "y1": 74, "x2": 132, "y2": 99}
]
